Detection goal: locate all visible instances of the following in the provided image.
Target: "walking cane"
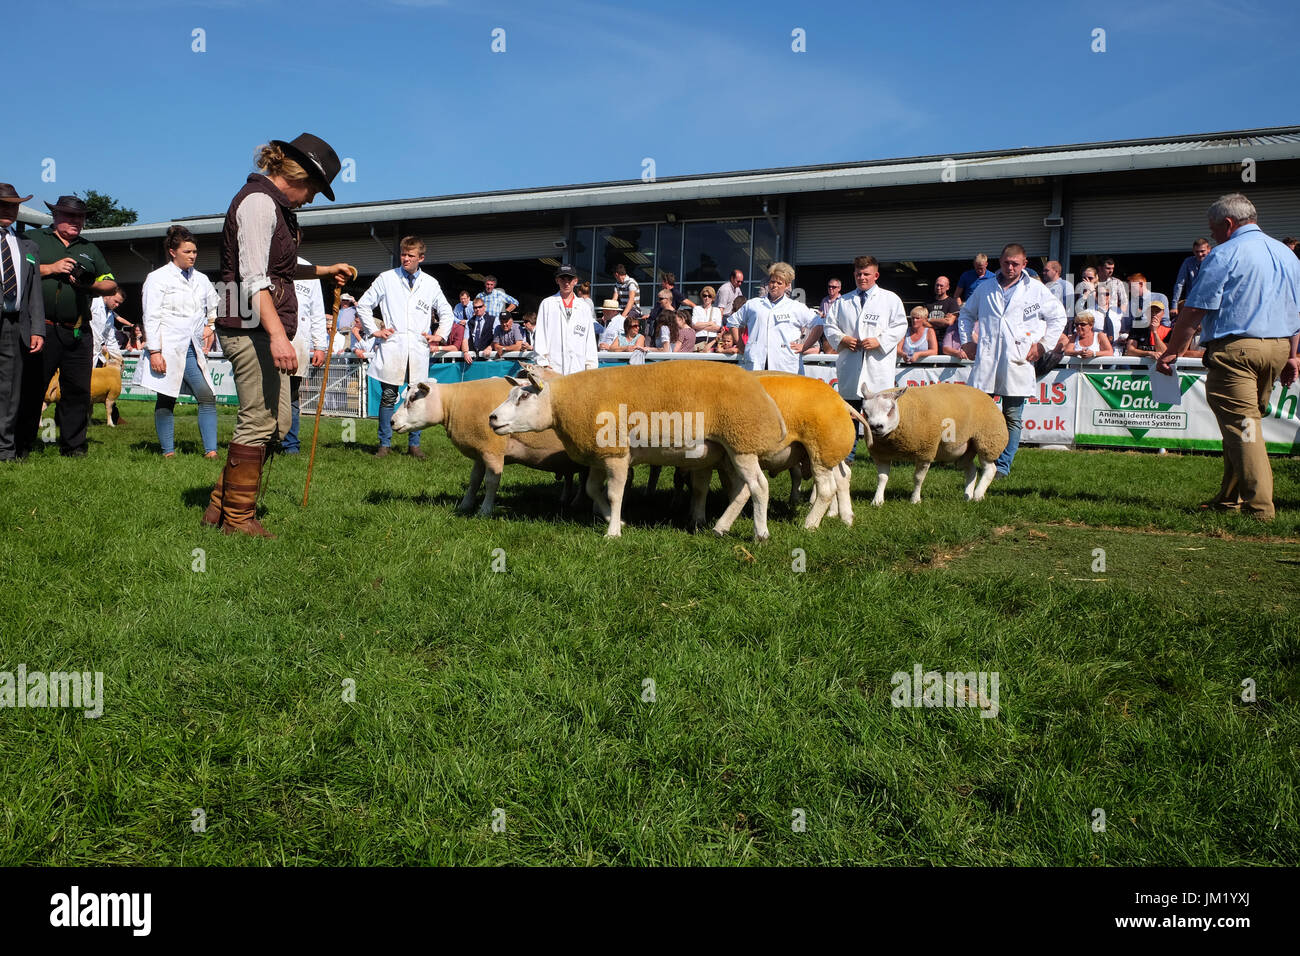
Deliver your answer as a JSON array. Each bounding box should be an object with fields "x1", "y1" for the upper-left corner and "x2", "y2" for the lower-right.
[{"x1": 303, "y1": 267, "x2": 357, "y2": 506}]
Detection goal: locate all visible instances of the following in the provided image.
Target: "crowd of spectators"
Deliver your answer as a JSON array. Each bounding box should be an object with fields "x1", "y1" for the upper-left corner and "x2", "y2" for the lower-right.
[{"x1": 87, "y1": 238, "x2": 1300, "y2": 379}]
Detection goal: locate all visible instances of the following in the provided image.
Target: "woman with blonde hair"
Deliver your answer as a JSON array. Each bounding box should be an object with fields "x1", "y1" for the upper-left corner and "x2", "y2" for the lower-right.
[{"x1": 202, "y1": 134, "x2": 353, "y2": 537}]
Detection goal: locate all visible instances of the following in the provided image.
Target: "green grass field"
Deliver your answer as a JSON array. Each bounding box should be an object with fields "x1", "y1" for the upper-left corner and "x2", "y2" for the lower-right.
[{"x1": 1, "y1": 404, "x2": 1297, "y2": 865}]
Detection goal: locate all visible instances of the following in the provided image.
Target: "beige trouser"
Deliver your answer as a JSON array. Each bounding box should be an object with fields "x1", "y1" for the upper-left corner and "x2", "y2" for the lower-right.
[
  {"x1": 217, "y1": 328, "x2": 292, "y2": 446},
  {"x1": 1203, "y1": 336, "x2": 1290, "y2": 520}
]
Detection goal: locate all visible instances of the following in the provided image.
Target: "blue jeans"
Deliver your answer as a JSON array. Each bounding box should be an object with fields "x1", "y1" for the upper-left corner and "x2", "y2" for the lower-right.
[
  {"x1": 282, "y1": 376, "x2": 303, "y2": 453},
  {"x1": 377, "y1": 382, "x2": 420, "y2": 448},
  {"x1": 845, "y1": 397, "x2": 862, "y2": 465},
  {"x1": 155, "y1": 344, "x2": 217, "y2": 454},
  {"x1": 995, "y1": 395, "x2": 1025, "y2": 475}
]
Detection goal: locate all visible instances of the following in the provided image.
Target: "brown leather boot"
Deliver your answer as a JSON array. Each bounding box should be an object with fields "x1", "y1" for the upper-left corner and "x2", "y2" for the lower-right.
[
  {"x1": 220, "y1": 442, "x2": 275, "y2": 538},
  {"x1": 202, "y1": 467, "x2": 226, "y2": 527}
]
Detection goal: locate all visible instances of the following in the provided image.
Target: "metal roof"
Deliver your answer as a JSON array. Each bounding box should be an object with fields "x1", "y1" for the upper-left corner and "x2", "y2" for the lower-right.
[
  {"x1": 18, "y1": 204, "x2": 52, "y2": 226},
  {"x1": 86, "y1": 125, "x2": 1300, "y2": 242}
]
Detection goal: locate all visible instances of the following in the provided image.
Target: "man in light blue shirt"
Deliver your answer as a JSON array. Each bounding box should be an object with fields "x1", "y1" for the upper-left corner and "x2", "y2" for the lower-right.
[
  {"x1": 1158, "y1": 193, "x2": 1300, "y2": 520},
  {"x1": 480, "y1": 275, "x2": 518, "y2": 319}
]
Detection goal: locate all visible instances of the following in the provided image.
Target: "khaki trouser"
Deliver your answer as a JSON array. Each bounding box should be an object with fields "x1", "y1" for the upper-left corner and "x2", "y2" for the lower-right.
[
  {"x1": 217, "y1": 328, "x2": 292, "y2": 446},
  {"x1": 1203, "y1": 336, "x2": 1290, "y2": 520}
]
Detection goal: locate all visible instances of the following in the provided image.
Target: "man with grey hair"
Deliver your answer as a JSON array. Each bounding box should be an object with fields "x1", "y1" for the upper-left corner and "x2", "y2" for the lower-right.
[{"x1": 1158, "y1": 193, "x2": 1300, "y2": 521}]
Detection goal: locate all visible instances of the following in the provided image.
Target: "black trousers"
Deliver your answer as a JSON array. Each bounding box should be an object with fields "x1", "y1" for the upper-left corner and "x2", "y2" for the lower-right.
[
  {"x1": 0, "y1": 316, "x2": 25, "y2": 459},
  {"x1": 17, "y1": 323, "x2": 92, "y2": 456}
]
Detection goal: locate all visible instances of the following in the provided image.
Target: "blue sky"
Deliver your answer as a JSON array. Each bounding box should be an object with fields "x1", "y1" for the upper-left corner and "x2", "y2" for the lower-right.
[{"x1": 9, "y1": 0, "x2": 1299, "y2": 224}]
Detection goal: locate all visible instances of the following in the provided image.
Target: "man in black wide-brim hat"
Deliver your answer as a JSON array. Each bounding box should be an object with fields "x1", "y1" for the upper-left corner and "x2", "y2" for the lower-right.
[
  {"x1": 15, "y1": 193, "x2": 118, "y2": 458},
  {"x1": 202, "y1": 133, "x2": 354, "y2": 538}
]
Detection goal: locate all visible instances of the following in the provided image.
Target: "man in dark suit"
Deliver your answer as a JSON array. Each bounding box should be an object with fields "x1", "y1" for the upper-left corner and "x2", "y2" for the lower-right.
[{"x1": 0, "y1": 184, "x2": 45, "y2": 460}]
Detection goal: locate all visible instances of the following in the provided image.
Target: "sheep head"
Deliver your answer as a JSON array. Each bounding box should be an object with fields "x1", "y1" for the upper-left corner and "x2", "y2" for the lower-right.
[
  {"x1": 860, "y1": 385, "x2": 908, "y2": 440},
  {"x1": 489, "y1": 372, "x2": 555, "y2": 435},
  {"x1": 392, "y1": 380, "x2": 443, "y2": 433}
]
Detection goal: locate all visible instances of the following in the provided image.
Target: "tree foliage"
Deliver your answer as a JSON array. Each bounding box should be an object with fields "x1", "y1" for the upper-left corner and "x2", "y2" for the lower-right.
[{"x1": 77, "y1": 189, "x2": 138, "y2": 228}]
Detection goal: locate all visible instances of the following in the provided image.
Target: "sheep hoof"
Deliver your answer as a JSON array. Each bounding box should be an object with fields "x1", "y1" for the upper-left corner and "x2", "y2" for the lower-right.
[
  {"x1": 910, "y1": 497, "x2": 922, "y2": 505},
  {"x1": 713, "y1": 528, "x2": 727, "y2": 539},
  {"x1": 871, "y1": 498, "x2": 884, "y2": 507}
]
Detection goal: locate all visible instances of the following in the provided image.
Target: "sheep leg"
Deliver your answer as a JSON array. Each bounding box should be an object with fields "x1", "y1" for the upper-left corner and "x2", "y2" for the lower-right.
[
  {"x1": 458, "y1": 459, "x2": 486, "y2": 513},
  {"x1": 688, "y1": 468, "x2": 710, "y2": 530},
  {"x1": 971, "y1": 457, "x2": 998, "y2": 501},
  {"x1": 586, "y1": 462, "x2": 611, "y2": 521},
  {"x1": 105, "y1": 394, "x2": 116, "y2": 428},
  {"x1": 833, "y1": 462, "x2": 853, "y2": 525},
  {"x1": 963, "y1": 459, "x2": 978, "y2": 500},
  {"x1": 478, "y1": 456, "x2": 505, "y2": 516},
  {"x1": 787, "y1": 466, "x2": 802, "y2": 509},
  {"x1": 603, "y1": 457, "x2": 630, "y2": 537},
  {"x1": 716, "y1": 452, "x2": 769, "y2": 541},
  {"x1": 872, "y1": 462, "x2": 891, "y2": 506},
  {"x1": 910, "y1": 461, "x2": 932, "y2": 504},
  {"x1": 804, "y1": 466, "x2": 836, "y2": 530}
]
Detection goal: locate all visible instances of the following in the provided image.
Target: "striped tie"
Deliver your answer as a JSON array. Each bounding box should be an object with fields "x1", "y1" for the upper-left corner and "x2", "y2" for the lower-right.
[{"x1": 1, "y1": 237, "x2": 16, "y2": 306}]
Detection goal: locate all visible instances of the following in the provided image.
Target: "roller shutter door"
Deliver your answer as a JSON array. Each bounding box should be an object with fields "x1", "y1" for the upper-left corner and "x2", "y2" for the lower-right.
[
  {"x1": 1071, "y1": 185, "x2": 1300, "y2": 254},
  {"x1": 797, "y1": 198, "x2": 1051, "y2": 263},
  {"x1": 421, "y1": 228, "x2": 564, "y2": 264}
]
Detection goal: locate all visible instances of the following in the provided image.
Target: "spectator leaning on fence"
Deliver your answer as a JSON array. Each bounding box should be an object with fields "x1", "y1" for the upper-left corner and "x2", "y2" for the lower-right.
[
  {"x1": 1124, "y1": 303, "x2": 1169, "y2": 361},
  {"x1": 730, "y1": 262, "x2": 822, "y2": 374},
  {"x1": 134, "y1": 224, "x2": 220, "y2": 459},
  {"x1": 942, "y1": 318, "x2": 975, "y2": 358},
  {"x1": 533, "y1": 263, "x2": 598, "y2": 374},
  {"x1": 281, "y1": 256, "x2": 329, "y2": 455},
  {"x1": 691, "y1": 286, "x2": 724, "y2": 345},
  {"x1": 596, "y1": 298, "x2": 623, "y2": 346},
  {"x1": 603, "y1": 315, "x2": 646, "y2": 352},
  {"x1": 1060, "y1": 310, "x2": 1112, "y2": 359},
  {"x1": 709, "y1": 326, "x2": 740, "y2": 355},
  {"x1": 1157, "y1": 193, "x2": 1300, "y2": 522},
  {"x1": 491, "y1": 312, "x2": 527, "y2": 360},
  {"x1": 480, "y1": 274, "x2": 518, "y2": 320},
  {"x1": 1171, "y1": 238, "x2": 1211, "y2": 320},
  {"x1": 824, "y1": 255, "x2": 907, "y2": 460},
  {"x1": 463, "y1": 296, "x2": 496, "y2": 364},
  {"x1": 959, "y1": 242, "x2": 1067, "y2": 477},
  {"x1": 899, "y1": 307, "x2": 938, "y2": 362},
  {"x1": 358, "y1": 234, "x2": 455, "y2": 460}
]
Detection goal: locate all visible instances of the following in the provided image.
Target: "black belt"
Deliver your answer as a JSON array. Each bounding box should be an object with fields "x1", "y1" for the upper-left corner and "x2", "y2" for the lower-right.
[
  {"x1": 45, "y1": 319, "x2": 81, "y2": 329},
  {"x1": 2, "y1": 310, "x2": 18, "y2": 320}
]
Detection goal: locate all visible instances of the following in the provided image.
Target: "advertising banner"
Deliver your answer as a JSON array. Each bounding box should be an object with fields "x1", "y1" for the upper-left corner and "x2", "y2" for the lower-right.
[
  {"x1": 118, "y1": 356, "x2": 238, "y2": 406},
  {"x1": 1076, "y1": 370, "x2": 1300, "y2": 454}
]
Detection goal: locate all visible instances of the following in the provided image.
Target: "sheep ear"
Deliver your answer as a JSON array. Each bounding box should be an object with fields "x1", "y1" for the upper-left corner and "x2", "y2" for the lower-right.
[
  {"x1": 524, "y1": 368, "x2": 547, "y2": 392},
  {"x1": 891, "y1": 385, "x2": 908, "y2": 402},
  {"x1": 504, "y1": 376, "x2": 529, "y2": 387},
  {"x1": 860, "y1": 385, "x2": 876, "y2": 401},
  {"x1": 415, "y1": 381, "x2": 431, "y2": 397}
]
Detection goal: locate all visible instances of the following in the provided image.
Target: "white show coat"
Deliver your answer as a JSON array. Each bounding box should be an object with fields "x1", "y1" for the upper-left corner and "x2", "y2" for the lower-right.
[
  {"x1": 292, "y1": 258, "x2": 329, "y2": 377},
  {"x1": 357, "y1": 267, "x2": 455, "y2": 386},
  {"x1": 823, "y1": 284, "x2": 908, "y2": 400},
  {"x1": 90, "y1": 297, "x2": 123, "y2": 367},
  {"x1": 959, "y1": 272, "x2": 1067, "y2": 397},
  {"x1": 534, "y1": 292, "x2": 598, "y2": 374},
  {"x1": 132, "y1": 262, "x2": 218, "y2": 398},
  {"x1": 729, "y1": 293, "x2": 820, "y2": 373}
]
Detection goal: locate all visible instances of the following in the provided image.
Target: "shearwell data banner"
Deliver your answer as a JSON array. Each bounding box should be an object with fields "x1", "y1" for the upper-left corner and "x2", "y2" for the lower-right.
[{"x1": 1075, "y1": 370, "x2": 1300, "y2": 453}]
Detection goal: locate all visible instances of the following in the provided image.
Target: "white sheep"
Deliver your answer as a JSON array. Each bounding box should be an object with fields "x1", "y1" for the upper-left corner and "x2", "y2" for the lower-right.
[
  {"x1": 859, "y1": 382, "x2": 1008, "y2": 505},
  {"x1": 488, "y1": 361, "x2": 787, "y2": 539},
  {"x1": 391, "y1": 378, "x2": 580, "y2": 515}
]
